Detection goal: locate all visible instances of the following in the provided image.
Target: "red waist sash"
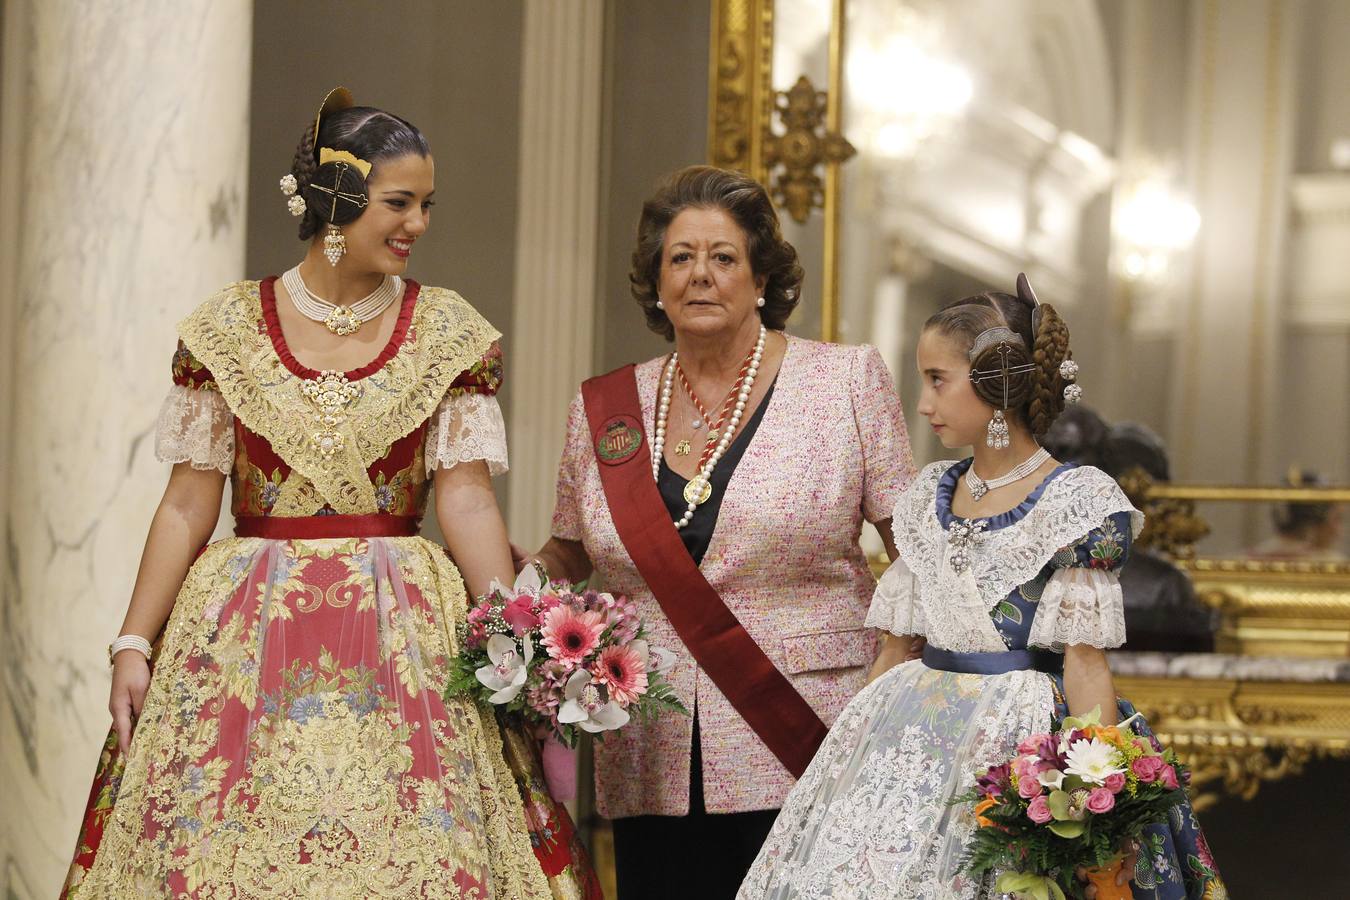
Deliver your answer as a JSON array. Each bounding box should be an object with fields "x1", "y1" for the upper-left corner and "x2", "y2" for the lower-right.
[
  {"x1": 234, "y1": 514, "x2": 420, "y2": 539},
  {"x1": 581, "y1": 366, "x2": 828, "y2": 779}
]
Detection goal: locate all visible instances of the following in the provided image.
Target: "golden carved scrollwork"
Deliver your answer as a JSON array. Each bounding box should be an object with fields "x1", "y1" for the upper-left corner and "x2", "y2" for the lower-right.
[
  {"x1": 708, "y1": 0, "x2": 775, "y2": 181},
  {"x1": 1115, "y1": 675, "x2": 1350, "y2": 811},
  {"x1": 1119, "y1": 467, "x2": 1211, "y2": 559},
  {"x1": 1181, "y1": 561, "x2": 1350, "y2": 657},
  {"x1": 763, "y1": 75, "x2": 857, "y2": 224}
]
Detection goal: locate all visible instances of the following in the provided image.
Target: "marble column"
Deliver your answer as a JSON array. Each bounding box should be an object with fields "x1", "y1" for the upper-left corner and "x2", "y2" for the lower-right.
[
  {"x1": 1172, "y1": 0, "x2": 1299, "y2": 490},
  {"x1": 505, "y1": 0, "x2": 605, "y2": 549},
  {"x1": 0, "y1": 1, "x2": 252, "y2": 895}
]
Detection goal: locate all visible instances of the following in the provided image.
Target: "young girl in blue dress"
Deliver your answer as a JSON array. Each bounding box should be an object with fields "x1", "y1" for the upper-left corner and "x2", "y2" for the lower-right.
[{"x1": 739, "y1": 275, "x2": 1225, "y2": 899}]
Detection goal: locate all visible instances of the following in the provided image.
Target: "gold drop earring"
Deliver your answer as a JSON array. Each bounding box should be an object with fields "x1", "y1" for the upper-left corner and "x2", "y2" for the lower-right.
[{"x1": 323, "y1": 225, "x2": 346, "y2": 266}]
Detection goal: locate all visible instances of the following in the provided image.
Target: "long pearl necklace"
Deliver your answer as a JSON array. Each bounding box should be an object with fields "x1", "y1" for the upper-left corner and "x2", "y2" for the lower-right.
[
  {"x1": 282, "y1": 265, "x2": 402, "y2": 336},
  {"x1": 653, "y1": 324, "x2": 766, "y2": 529},
  {"x1": 965, "y1": 446, "x2": 1051, "y2": 501}
]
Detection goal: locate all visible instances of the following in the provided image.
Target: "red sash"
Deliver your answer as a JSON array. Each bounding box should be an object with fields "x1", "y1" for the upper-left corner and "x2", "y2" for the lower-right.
[{"x1": 581, "y1": 366, "x2": 827, "y2": 778}]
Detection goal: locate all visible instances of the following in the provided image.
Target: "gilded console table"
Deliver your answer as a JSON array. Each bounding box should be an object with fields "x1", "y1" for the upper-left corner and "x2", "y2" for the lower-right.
[{"x1": 1111, "y1": 652, "x2": 1350, "y2": 811}]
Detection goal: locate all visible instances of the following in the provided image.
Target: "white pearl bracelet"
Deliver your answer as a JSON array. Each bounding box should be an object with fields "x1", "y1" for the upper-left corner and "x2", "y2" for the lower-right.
[{"x1": 108, "y1": 634, "x2": 153, "y2": 665}]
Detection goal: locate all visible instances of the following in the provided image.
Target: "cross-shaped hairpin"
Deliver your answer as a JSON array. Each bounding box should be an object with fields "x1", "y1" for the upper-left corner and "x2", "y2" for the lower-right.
[
  {"x1": 308, "y1": 162, "x2": 369, "y2": 220},
  {"x1": 969, "y1": 342, "x2": 1036, "y2": 405}
]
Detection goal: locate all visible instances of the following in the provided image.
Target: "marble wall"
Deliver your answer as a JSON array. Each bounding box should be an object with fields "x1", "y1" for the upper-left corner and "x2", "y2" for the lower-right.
[{"x1": 0, "y1": 1, "x2": 253, "y2": 896}]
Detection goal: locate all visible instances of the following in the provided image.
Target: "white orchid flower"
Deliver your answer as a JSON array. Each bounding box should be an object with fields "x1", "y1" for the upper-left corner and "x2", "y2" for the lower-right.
[
  {"x1": 474, "y1": 633, "x2": 533, "y2": 704},
  {"x1": 557, "y1": 669, "x2": 630, "y2": 733},
  {"x1": 629, "y1": 639, "x2": 676, "y2": 674},
  {"x1": 486, "y1": 561, "x2": 545, "y2": 603}
]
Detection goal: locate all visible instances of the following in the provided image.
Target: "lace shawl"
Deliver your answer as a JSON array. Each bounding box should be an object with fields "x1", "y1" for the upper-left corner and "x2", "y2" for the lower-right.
[{"x1": 877, "y1": 461, "x2": 1142, "y2": 652}]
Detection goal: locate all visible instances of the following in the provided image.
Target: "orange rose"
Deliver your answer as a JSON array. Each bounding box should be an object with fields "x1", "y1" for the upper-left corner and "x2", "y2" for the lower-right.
[{"x1": 1087, "y1": 725, "x2": 1124, "y2": 745}]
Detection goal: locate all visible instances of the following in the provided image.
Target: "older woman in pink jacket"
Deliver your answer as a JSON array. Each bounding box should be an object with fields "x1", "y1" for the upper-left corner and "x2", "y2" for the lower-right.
[{"x1": 526, "y1": 166, "x2": 915, "y2": 898}]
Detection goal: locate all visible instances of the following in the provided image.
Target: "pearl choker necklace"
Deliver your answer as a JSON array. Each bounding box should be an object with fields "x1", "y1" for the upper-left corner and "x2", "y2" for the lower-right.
[
  {"x1": 652, "y1": 325, "x2": 767, "y2": 529},
  {"x1": 282, "y1": 265, "x2": 402, "y2": 336},
  {"x1": 965, "y1": 446, "x2": 1051, "y2": 501}
]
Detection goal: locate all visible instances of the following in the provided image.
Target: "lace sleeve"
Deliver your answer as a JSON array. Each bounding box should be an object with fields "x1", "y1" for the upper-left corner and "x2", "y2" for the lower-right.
[
  {"x1": 865, "y1": 557, "x2": 927, "y2": 637},
  {"x1": 424, "y1": 391, "x2": 509, "y2": 476},
  {"x1": 1027, "y1": 567, "x2": 1127, "y2": 649},
  {"x1": 154, "y1": 384, "x2": 234, "y2": 473}
]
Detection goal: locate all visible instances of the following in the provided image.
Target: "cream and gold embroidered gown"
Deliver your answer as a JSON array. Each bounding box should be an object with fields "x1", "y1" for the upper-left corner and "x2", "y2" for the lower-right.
[{"x1": 64, "y1": 278, "x2": 553, "y2": 899}]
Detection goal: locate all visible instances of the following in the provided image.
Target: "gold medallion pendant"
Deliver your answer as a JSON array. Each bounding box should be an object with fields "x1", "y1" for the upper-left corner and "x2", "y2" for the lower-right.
[
  {"x1": 683, "y1": 478, "x2": 713, "y2": 506},
  {"x1": 301, "y1": 370, "x2": 362, "y2": 458},
  {"x1": 323, "y1": 305, "x2": 362, "y2": 336},
  {"x1": 674, "y1": 439, "x2": 692, "y2": 456}
]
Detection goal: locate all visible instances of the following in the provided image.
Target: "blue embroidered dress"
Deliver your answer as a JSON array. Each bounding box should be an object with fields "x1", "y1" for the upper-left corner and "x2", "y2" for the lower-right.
[{"x1": 739, "y1": 460, "x2": 1225, "y2": 899}]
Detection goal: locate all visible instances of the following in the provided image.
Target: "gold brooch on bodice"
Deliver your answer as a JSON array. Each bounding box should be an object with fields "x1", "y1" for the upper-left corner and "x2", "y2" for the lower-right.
[{"x1": 301, "y1": 370, "x2": 361, "y2": 458}]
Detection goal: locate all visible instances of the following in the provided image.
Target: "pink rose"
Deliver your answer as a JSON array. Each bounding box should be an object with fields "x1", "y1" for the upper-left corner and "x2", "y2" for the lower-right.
[
  {"x1": 1159, "y1": 764, "x2": 1180, "y2": 790},
  {"x1": 502, "y1": 596, "x2": 541, "y2": 636},
  {"x1": 1086, "y1": 787, "x2": 1115, "y2": 814},
  {"x1": 1131, "y1": 755, "x2": 1165, "y2": 783},
  {"x1": 1103, "y1": 772, "x2": 1126, "y2": 794},
  {"x1": 1017, "y1": 773, "x2": 1042, "y2": 799},
  {"x1": 1018, "y1": 736, "x2": 1043, "y2": 756},
  {"x1": 1013, "y1": 756, "x2": 1039, "y2": 780},
  {"x1": 1027, "y1": 795, "x2": 1053, "y2": 824}
]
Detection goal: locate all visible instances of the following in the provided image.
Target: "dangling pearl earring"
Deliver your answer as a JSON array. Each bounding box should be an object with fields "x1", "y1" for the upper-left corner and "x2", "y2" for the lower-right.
[
  {"x1": 986, "y1": 409, "x2": 1010, "y2": 449},
  {"x1": 322, "y1": 225, "x2": 346, "y2": 266},
  {"x1": 656, "y1": 299, "x2": 665, "y2": 310},
  {"x1": 756, "y1": 296, "x2": 766, "y2": 308}
]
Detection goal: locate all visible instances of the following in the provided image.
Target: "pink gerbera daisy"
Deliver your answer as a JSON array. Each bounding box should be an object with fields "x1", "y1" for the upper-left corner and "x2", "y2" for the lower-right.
[
  {"x1": 589, "y1": 644, "x2": 649, "y2": 707},
  {"x1": 540, "y1": 605, "x2": 605, "y2": 667}
]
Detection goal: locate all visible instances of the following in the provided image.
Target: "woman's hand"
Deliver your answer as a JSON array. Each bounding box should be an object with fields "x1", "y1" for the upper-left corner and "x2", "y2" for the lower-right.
[
  {"x1": 110, "y1": 652, "x2": 151, "y2": 754},
  {"x1": 509, "y1": 542, "x2": 531, "y2": 575},
  {"x1": 867, "y1": 633, "x2": 916, "y2": 684}
]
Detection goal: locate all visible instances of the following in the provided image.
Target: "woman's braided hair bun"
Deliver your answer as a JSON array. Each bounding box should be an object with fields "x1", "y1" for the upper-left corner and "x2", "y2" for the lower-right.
[
  {"x1": 289, "y1": 123, "x2": 323, "y2": 240},
  {"x1": 1018, "y1": 273, "x2": 1072, "y2": 436}
]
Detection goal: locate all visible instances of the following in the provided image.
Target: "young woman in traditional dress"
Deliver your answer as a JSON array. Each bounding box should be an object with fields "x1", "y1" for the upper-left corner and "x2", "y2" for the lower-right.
[
  {"x1": 739, "y1": 275, "x2": 1226, "y2": 899},
  {"x1": 62, "y1": 88, "x2": 599, "y2": 899}
]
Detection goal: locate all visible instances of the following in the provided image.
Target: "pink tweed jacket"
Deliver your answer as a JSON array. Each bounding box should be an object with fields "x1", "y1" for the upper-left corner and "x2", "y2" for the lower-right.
[{"x1": 551, "y1": 335, "x2": 915, "y2": 816}]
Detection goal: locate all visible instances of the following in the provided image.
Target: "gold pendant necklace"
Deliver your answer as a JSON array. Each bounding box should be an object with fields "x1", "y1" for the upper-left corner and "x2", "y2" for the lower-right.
[
  {"x1": 674, "y1": 439, "x2": 692, "y2": 456},
  {"x1": 683, "y1": 479, "x2": 713, "y2": 505},
  {"x1": 323, "y1": 305, "x2": 362, "y2": 336}
]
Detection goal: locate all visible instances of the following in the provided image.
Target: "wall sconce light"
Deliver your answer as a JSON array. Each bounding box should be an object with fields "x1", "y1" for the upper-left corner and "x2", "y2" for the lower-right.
[
  {"x1": 847, "y1": 22, "x2": 972, "y2": 160},
  {"x1": 1112, "y1": 172, "x2": 1200, "y2": 283}
]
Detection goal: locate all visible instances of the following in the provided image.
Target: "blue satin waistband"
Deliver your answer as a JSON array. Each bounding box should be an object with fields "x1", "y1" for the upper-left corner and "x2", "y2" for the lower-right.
[{"x1": 922, "y1": 644, "x2": 1063, "y2": 676}]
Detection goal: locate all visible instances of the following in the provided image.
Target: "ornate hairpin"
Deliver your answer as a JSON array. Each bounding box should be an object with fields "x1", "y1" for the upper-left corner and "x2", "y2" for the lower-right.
[
  {"x1": 279, "y1": 173, "x2": 305, "y2": 216},
  {"x1": 1060, "y1": 357, "x2": 1082, "y2": 404},
  {"x1": 968, "y1": 338, "x2": 1036, "y2": 449},
  {"x1": 968, "y1": 326, "x2": 1026, "y2": 363}
]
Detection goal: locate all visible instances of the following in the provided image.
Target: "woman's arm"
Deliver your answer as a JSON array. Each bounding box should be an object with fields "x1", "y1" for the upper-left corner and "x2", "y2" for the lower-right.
[
  {"x1": 111, "y1": 463, "x2": 226, "y2": 752},
  {"x1": 435, "y1": 460, "x2": 515, "y2": 599},
  {"x1": 1063, "y1": 644, "x2": 1118, "y2": 725},
  {"x1": 875, "y1": 517, "x2": 899, "y2": 562},
  {"x1": 529, "y1": 536, "x2": 594, "y2": 586}
]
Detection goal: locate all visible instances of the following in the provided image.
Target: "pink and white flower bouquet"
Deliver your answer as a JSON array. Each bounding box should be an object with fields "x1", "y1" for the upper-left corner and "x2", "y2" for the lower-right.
[
  {"x1": 444, "y1": 567, "x2": 687, "y2": 747},
  {"x1": 954, "y1": 707, "x2": 1192, "y2": 900}
]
